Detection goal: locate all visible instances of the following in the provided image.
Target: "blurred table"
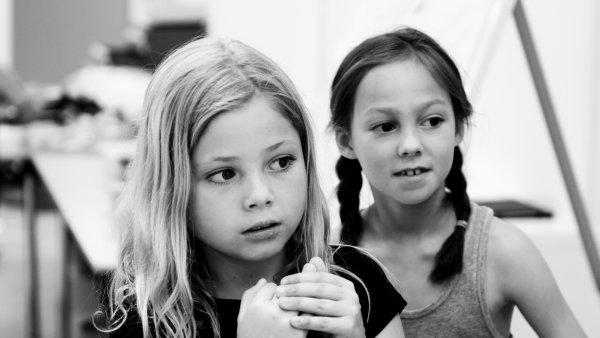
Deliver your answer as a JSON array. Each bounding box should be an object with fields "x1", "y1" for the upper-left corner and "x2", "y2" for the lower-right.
[
  {"x1": 25, "y1": 151, "x2": 119, "y2": 338},
  {"x1": 31, "y1": 151, "x2": 119, "y2": 270}
]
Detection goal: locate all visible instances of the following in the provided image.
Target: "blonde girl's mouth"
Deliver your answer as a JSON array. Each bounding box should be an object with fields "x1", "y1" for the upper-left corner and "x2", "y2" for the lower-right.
[{"x1": 243, "y1": 221, "x2": 281, "y2": 234}]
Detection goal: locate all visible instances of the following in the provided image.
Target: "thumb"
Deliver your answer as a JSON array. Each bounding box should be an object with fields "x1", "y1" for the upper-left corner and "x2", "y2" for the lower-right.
[
  {"x1": 309, "y1": 257, "x2": 327, "y2": 272},
  {"x1": 238, "y1": 278, "x2": 267, "y2": 320},
  {"x1": 302, "y1": 262, "x2": 317, "y2": 273}
]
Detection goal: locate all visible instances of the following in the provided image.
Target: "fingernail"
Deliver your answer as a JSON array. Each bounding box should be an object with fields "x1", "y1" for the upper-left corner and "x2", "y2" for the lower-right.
[
  {"x1": 276, "y1": 285, "x2": 285, "y2": 295},
  {"x1": 280, "y1": 277, "x2": 288, "y2": 284}
]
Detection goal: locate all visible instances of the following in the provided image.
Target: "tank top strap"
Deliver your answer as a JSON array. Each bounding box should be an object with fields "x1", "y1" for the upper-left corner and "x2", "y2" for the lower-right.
[
  {"x1": 400, "y1": 203, "x2": 504, "y2": 337},
  {"x1": 472, "y1": 203, "x2": 505, "y2": 337}
]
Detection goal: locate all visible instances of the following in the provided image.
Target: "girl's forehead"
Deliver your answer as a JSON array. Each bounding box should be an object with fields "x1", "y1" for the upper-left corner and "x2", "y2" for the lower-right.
[
  {"x1": 356, "y1": 60, "x2": 450, "y2": 107},
  {"x1": 193, "y1": 96, "x2": 302, "y2": 163}
]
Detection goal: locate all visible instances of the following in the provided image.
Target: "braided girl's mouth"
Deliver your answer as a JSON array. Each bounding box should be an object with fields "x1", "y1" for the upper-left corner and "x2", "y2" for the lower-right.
[{"x1": 394, "y1": 167, "x2": 430, "y2": 177}]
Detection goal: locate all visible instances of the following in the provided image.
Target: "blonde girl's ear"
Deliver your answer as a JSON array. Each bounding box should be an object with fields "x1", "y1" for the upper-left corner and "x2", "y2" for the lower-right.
[{"x1": 335, "y1": 129, "x2": 357, "y2": 160}]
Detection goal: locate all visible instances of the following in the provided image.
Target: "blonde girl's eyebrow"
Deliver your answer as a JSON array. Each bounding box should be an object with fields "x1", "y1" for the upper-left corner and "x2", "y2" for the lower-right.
[
  {"x1": 193, "y1": 155, "x2": 239, "y2": 172},
  {"x1": 206, "y1": 155, "x2": 238, "y2": 163},
  {"x1": 266, "y1": 140, "x2": 301, "y2": 152},
  {"x1": 199, "y1": 140, "x2": 301, "y2": 165}
]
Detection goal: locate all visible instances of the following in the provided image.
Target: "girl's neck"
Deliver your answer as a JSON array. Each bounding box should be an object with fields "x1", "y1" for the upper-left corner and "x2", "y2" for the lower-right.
[
  {"x1": 202, "y1": 250, "x2": 287, "y2": 299},
  {"x1": 365, "y1": 188, "x2": 456, "y2": 240}
]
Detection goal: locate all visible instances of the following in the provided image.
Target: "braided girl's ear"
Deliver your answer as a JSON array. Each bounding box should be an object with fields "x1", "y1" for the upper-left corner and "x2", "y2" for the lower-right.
[{"x1": 335, "y1": 129, "x2": 357, "y2": 160}]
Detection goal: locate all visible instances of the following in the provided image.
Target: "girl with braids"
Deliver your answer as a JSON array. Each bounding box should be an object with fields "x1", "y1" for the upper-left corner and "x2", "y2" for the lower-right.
[
  {"x1": 330, "y1": 27, "x2": 585, "y2": 337},
  {"x1": 95, "y1": 36, "x2": 406, "y2": 338}
]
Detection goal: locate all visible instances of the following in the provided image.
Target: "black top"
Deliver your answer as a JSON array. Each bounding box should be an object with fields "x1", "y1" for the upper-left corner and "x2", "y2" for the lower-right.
[{"x1": 108, "y1": 245, "x2": 406, "y2": 337}]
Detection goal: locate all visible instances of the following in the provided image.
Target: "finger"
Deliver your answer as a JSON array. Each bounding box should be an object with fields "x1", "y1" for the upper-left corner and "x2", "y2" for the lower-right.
[
  {"x1": 276, "y1": 281, "x2": 347, "y2": 301},
  {"x1": 280, "y1": 272, "x2": 353, "y2": 289},
  {"x1": 295, "y1": 263, "x2": 315, "y2": 319},
  {"x1": 239, "y1": 278, "x2": 267, "y2": 318},
  {"x1": 278, "y1": 297, "x2": 349, "y2": 317},
  {"x1": 289, "y1": 315, "x2": 350, "y2": 336},
  {"x1": 309, "y1": 257, "x2": 327, "y2": 272},
  {"x1": 302, "y1": 262, "x2": 317, "y2": 273}
]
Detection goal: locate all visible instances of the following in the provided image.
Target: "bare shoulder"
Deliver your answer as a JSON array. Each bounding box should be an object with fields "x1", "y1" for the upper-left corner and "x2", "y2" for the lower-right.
[
  {"x1": 488, "y1": 218, "x2": 586, "y2": 337},
  {"x1": 486, "y1": 217, "x2": 548, "y2": 299},
  {"x1": 487, "y1": 217, "x2": 538, "y2": 262},
  {"x1": 486, "y1": 217, "x2": 587, "y2": 336}
]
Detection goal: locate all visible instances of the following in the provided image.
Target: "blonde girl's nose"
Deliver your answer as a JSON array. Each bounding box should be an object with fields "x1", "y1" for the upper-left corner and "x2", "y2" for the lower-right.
[{"x1": 243, "y1": 173, "x2": 274, "y2": 210}]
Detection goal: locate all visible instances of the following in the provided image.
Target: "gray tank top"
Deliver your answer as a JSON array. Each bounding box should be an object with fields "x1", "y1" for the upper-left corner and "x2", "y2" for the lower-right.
[{"x1": 400, "y1": 203, "x2": 506, "y2": 338}]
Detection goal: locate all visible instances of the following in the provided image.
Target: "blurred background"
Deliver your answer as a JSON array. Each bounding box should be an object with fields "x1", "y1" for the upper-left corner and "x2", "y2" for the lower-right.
[{"x1": 1, "y1": 0, "x2": 599, "y2": 337}]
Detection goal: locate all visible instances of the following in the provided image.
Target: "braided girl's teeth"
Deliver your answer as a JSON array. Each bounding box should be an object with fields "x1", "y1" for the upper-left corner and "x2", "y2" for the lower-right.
[{"x1": 399, "y1": 168, "x2": 426, "y2": 176}]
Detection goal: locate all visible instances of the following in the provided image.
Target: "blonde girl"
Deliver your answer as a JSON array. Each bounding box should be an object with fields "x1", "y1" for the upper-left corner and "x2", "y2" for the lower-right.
[{"x1": 95, "y1": 37, "x2": 405, "y2": 338}]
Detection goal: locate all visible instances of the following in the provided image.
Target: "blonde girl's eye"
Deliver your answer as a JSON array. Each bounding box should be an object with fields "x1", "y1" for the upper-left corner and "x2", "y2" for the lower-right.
[
  {"x1": 268, "y1": 155, "x2": 296, "y2": 172},
  {"x1": 372, "y1": 122, "x2": 396, "y2": 133},
  {"x1": 207, "y1": 168, "x2": 237, "y2": 184}
]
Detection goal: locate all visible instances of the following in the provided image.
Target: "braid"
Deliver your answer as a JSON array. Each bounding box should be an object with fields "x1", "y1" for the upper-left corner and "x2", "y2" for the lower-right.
[
  {"x1": 335, "y1": 156, "x2": 363, "y2": 245},
  {"x1": 446, "y1": 147, "x2": 471, "y2": 221},
  {"x1": 430, "y1": 147, "x2": 472, "y2": 284}
]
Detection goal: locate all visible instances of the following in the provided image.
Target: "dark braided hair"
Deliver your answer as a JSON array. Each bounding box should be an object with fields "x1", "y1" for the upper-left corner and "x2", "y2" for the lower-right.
[
  {"x1": 430, "y1": 147, "x2": 471, "y2": 283},
  {"x1": 330, "y1": 27, "x2": 473, "y2": 284},
  {"x1": 335, "y1": 157, "x2": 363, "y2": 245}
]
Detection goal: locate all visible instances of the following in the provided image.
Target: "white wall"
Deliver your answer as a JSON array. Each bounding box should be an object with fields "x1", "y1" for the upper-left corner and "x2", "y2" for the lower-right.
[
  {"x1": 467, "y1": 0, "x2": 596, "y2": 225},
  {"x1": 127, "y1": 0, "x2": 206, "y2": 28},
  {"x1": 13, "y1": 0, "x2": 127, "y2": 83},
  {"x1": 0, "y1": 0, "x2": 13, "y2": 69},
  {"x1": 205, "y1": 0, "x2": 600, "y2": 336}
]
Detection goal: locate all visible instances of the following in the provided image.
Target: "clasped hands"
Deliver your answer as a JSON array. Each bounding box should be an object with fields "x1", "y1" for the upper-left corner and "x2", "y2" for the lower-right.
[{"x1": 237, "y1": 257, "x2": 366, "y2": 338}]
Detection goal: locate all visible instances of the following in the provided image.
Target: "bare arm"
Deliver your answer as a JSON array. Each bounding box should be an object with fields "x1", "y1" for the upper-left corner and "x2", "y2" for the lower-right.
[
  {"x1": 374, "y1": 314, "x2": 405, "y2": 338},
  {"x1": 488, "y1": 218, "x2": 586, "y2": 337}
]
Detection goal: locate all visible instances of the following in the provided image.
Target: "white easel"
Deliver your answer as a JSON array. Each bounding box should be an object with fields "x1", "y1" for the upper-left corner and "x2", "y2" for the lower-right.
[{"x1": 510, "y1": 0, "x2": 600, "y2": 291}]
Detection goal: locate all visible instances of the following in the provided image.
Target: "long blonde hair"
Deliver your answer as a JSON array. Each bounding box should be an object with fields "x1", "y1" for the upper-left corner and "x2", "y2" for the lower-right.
[{"x1": 95, "y1": 37, "x2": 332, "y2": 337}]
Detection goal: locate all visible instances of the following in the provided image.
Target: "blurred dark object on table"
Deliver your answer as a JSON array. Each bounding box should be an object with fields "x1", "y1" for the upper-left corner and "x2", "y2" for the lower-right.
[
  {"x1": 146, "y1": 22, "x2": 206, "y2": 67},
  {"x1": 42, "y1": 94, "x2": 102, "y2": 125},
  {"x1": 92, "y1": 21, "x2": 206, "y2": 71},
  {"x1": 477, "y1": 199, "x2": 552, "y2": 218}
]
